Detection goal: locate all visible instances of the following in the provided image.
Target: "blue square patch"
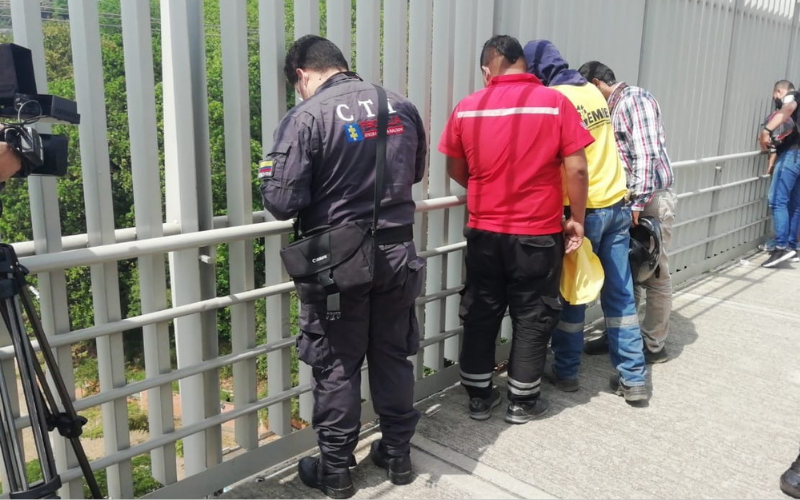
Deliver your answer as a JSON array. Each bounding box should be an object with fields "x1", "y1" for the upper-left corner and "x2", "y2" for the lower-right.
[{"x1": 343, "y1": 123, "x2": 364, "y2": 142}]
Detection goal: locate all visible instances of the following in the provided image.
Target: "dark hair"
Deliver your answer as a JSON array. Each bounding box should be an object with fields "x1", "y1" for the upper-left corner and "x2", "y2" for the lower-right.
[
  {"x1": 578, "y1": 61, "x2": 617, "y2": 86},
  {"x1": 284, "y1": 35, "x2": 349, "y2": 85},
  {"x1": 775, "y1": 79, "x2": 796, "y2": 91},
  {"x1": 480, "y1": 35, "x2": 524, "y2": 67}
]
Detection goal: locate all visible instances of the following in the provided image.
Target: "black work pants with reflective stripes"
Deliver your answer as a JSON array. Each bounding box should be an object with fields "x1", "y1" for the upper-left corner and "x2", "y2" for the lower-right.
[
  {"x1": 295, "y1": 242, "x2": 424, "y2": 474},
  {"x1": 459, "y1": 228, "x2": 564, "y2": 402}
]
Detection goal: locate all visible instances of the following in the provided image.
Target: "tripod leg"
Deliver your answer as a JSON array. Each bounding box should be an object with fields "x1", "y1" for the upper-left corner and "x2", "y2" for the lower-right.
[
  {"x1": 19, "y1": 283, "x2": 103, "y2": 499},
  {"x1": 6, "y1": 298, "x2": 58, "y2": 484},
  {"x1": 0, "y1": 302, "x2": 33, "y2": 493}
]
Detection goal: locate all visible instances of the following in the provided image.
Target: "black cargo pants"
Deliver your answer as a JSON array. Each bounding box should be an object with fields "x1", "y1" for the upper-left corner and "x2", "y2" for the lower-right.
[
  {"x1": 296, "y1": 241, "x2": 424, "y2": 474},
  {"x1": 458, "y1": 228, "x2": 564, "y2": 403}
]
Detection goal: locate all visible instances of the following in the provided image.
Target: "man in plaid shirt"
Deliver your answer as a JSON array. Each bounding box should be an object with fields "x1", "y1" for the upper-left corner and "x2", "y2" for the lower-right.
[{"x1": 579, "y1": 61, "x2": 677, "y2": 364}]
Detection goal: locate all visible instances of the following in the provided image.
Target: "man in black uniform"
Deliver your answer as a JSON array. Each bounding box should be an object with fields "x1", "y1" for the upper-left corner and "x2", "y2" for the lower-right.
[{"x1": 260, "y1": 35, "x2": 427, "y2": 499}]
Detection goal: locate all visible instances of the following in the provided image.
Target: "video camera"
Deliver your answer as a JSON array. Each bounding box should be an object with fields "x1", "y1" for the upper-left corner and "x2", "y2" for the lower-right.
[{"x1": 0, "y1": 43, "x2": 79, "y2": 178}]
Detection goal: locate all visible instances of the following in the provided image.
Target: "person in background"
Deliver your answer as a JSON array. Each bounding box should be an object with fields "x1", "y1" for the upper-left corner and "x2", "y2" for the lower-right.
[
  {"x1": 758, "y1": 80, "x2": 800, "y2": 267},
  {"x1": 579, "y1": 60, "x2": 676, "y2": 363},
  {"x1": 526, "y1": 40, "x2": 648, "y2": 402},
  {"x1": 759, "y1": 86, "x2": 800, "y2": 260},
  {"x1": 439, "y1": 35, "x2": 590, "y2": 424}
]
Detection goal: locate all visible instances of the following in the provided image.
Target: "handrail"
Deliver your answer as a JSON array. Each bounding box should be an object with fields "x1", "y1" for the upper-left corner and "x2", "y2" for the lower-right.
[
  {"x1": 10, "y1": 150, "x2": 764, "y2": 261},
  {"x1": 670, "y1": 150, "x2": 764, "y2": 169}
]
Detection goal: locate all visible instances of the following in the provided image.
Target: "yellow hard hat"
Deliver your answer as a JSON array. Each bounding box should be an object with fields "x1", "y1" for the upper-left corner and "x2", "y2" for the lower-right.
[{"x1": 559, "y1": 238, "x2": 604, "y2": 305}]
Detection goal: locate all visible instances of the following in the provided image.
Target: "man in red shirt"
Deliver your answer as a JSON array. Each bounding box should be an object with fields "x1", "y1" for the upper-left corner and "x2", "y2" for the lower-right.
[{"x1": 439, "y1": 35, "x2": 591, "y2": 424}]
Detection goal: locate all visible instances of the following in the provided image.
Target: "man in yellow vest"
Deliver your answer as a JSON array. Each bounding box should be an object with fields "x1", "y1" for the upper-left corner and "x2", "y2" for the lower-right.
[{"x1": 525, "y1": 40, "x2": 648, "y2": 403}]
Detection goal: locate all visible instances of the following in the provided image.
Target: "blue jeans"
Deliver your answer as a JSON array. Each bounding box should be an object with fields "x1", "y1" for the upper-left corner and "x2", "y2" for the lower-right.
[
  {"x1": 551, "y1": 203, "x2": 647, "y2": 386},
  {"x1": 770, "y1": 151, "x2": 800, "y2": 250}
]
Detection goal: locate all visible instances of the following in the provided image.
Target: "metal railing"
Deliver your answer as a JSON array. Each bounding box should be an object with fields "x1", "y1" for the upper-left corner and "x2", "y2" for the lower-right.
[{"x1": 0, "y1": 150, "x2": 769, "y2": 498}]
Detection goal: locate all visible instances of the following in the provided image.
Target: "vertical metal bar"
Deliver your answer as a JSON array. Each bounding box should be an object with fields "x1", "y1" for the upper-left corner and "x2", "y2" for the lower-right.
[
  {"x1": 67, "y1": 0, "x2": 133, "y2": 497},
  {"x1": 383, "y1": 0, "x2": 407, "y2": 94},
  {"x1": 407, "y1": 0, "x2": 433, "y2": 251},
  {"x1": 260, "y1": 0, "x2": 294, "y2": 438},
  {"x1": 786, "y1": 0, "x2": 800, "y2": 76},
  {"x1": 161, "y1": 0, "x2": 208, "y2": 479},
  {"x1": 286, "y1": 2, "x2": 316, "y2": 423},
  {"x1": 473, "y1": 1, "x2": 495, "y2": 342},
  {"x1": 327, "y1": 0, "x2": 353, "y2": 66},
  {"x1": 443, "y1": 0, "x2": 474, "y2": 363},
  {"x1": 221, "y1": 0, "x2": 258, "y2": 451},
  {"x1": 295, "y1": 0, "x2": 320, "y2": 37},
  {"x1": 517, "y1": 0, "x2": 536, "y2": 48},
  {"x1": 186, "y1": 0, "x2": 224, "y2": 470},
  {"x1": 8, "y1": 1, "x2": 77, "y2": 496},
  {"x1": 407, "y1": 0, "x2": 433, "y2": 380},
  {"x1": 474, "y1": 0, "x2": 495, "y2": 87},
  {"x1": 424, "y1": 0, "x2": 455, "y2": 373},
  {"x1": 356, "y1": 0, "x2": 381, "y2": 83},
  {"x1": 706, "y1": 0, "x2": 745, "y2": 258},
  {"x1": 120, "y1": 0, "x2": 177, "y2": 486}
]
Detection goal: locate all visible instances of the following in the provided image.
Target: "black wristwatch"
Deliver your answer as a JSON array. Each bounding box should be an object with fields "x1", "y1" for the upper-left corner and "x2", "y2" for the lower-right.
[{"x1": 764, "y1": 126, "x2": 774, "y2": 134}]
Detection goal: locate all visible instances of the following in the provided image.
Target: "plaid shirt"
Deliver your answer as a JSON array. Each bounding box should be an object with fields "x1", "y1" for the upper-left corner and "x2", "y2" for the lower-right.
[{"x1": 608, "y1": 82, "x2": 674, "y2": 211}]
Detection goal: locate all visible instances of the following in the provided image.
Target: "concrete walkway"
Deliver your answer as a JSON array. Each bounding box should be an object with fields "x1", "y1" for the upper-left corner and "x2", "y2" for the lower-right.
[{"x1": 223, "y1": 251, "x2": 799, "y2": 499}]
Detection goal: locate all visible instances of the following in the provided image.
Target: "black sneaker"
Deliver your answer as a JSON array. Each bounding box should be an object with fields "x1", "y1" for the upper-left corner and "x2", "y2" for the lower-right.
[
  {"x1": 543, "y1": 363, "x2": 580, "y2": 392},
  {"x1": 781, "y1": 453, "x2": 800, "y2": 498},
  {"x1": 468, "y1": 388, "x2": 501, "y2": 421},
  {"x1": 297, "y1": 456, "x2": 355, "y2": 499},
  {"x1": 583, "y1": 334, "x2": 609, "y2": 355},
  {"x1": 370, "y1": 440, "x2": 413, "y2": 485},
  {"x1": 763, "y1": 248, "x2": 797, "y2": 268},
  {"x1": 504, "y1": 398, "x2": 550, "y2": 424},
  {"x1": 644, "y1": 347, "x2": 669, "y2": 364},
  {"x1": 609, "y1": 375, "x2": 648, "y2": 403}
]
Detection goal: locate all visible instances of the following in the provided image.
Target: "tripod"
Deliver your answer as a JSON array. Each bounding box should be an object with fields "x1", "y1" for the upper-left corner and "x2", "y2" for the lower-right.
[{"x1": 0, "y1": 244, "x2": 101, "y2": 499}]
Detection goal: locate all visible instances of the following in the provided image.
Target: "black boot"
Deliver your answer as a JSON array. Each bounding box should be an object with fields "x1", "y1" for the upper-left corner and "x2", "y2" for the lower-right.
[
  {"x1": 297, "y1": 456, "x2": 356, "y2": 499},
  {"x1": 583, "y1": 333, "x2": 609, "y2": 355},
  {"x1": 370, "y1": 440, "x2": 413, "y2": 485},
  {"x1": 781, "y1": 453, "x2": 800, "y2": 498}
]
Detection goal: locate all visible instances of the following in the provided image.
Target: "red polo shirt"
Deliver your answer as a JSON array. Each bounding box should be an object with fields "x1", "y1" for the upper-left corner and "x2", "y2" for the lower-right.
[{"x1": 438, "y1": 73, "x2": 594, "y2": 236}]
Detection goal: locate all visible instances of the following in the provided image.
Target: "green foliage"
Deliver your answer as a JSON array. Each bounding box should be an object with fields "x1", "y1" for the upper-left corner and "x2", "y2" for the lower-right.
[
  {"x1": 127, "y1": 401, "x2": 149, "y2": 432},
  {"x1": 2, "y1": 454, "x2": 160, "y2": 498},
  {"x1": 80, "y1": 405, "x2": 104, "y2": 439},
  {"x1": 83, "y1": 454, "x2": 162, "y2": 498},
  {"x1": 26, "y1": 459, "x2": 42, "y2": 485}
]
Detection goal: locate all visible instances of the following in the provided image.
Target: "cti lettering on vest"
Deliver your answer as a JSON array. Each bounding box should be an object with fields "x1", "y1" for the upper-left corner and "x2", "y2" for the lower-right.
[{"x1": 335, "y1": 99, "x2": 399, "y2": 122}]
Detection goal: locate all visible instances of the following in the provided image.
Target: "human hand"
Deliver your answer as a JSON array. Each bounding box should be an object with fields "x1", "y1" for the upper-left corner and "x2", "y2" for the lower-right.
[
  {"x1": 760, "y1": 130, "x2": 772, "y2": 151},
  {"x1": 562, "y1": 217, "x2": 584, "y2": 254},
  {"x1": 0, "y1": 142, "x2": 21, "y2": 183},
  {"x1": 631, "y1": 210, "x2": 640, "y2": 227}
]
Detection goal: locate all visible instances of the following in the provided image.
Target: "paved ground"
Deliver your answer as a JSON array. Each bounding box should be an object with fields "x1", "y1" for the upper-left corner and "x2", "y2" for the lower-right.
[{"x1": 224, "y1": 251, "x2": 800, "y2": 499}]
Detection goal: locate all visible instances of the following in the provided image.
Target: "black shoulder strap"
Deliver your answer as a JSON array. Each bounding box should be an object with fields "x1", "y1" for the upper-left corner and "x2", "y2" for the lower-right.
[{"x1": 372, "y1": 84, "x2": 389, "y2": 235}]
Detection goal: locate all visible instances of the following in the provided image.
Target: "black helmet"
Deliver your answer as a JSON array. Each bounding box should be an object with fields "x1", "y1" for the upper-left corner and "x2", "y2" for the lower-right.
[{"x1": 629, "y1": 216, "x2": 663, "y2": 284}]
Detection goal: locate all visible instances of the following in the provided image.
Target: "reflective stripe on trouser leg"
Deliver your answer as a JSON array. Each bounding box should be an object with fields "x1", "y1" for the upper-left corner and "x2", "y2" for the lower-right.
[
  {"x1": 459, "y1": 232, "x2": 507, "y2": 400},
  {"x1": 460, "y1": 370, "x2": 493, "y2": 388},
  {"x1": 507, "y1": 376, "x2": 541, "y2": 397},
  {"x1": 596, "y1": 203, "x2": 646, "y2": 386},
  {"x1": 606, "y1": 315, "x2": 639, "y2": 328},
  {"x1": 551, "y1": 302, "x2": 587, "y2": 380}
]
